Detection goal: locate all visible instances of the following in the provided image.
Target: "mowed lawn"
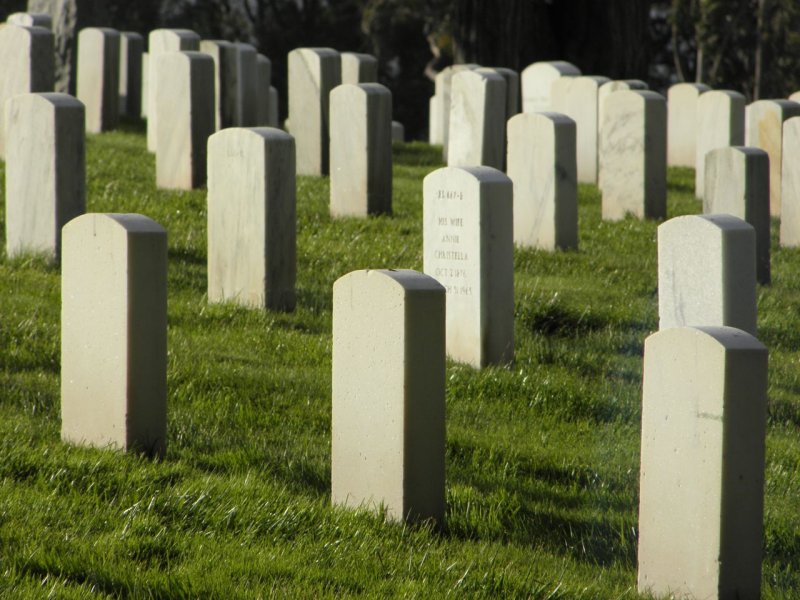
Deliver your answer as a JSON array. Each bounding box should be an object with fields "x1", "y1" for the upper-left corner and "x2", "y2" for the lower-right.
[{"x1": 0, "y1": 120, "x2": 798, "y2": 598}]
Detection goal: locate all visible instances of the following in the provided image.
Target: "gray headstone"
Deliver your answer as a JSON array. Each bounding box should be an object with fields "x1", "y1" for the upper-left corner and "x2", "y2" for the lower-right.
[
  {"x1": 118, "y1": 31, "x2": 143, "y2": 117},
  {"x1": 234, "y1": 42, "x2": 258, "y2": 127},
  {"x1": 256, "y1": 53, "x2": 271, "y2": 126}
]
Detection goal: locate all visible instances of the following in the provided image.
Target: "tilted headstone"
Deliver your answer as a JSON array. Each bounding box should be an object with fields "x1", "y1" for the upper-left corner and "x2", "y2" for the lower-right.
[
  {"x1": 745, "y1": 99, "x2": 800, "y2": 216},
  {"x1": 140, "y1": 52, "x2": 148, "y2": 118},
  {"x1": 118, "y1": 31, "x2": 142, "y2": 117},
  {"x1": 695, "y1": 90, "x2": 745, "y2": 198},
  {"x1": 4, "y1": 92, "x2": 84, "y2": 261},
  {"x1": 207, "y1": 127, "x2": 296, "y2": 311},
  {"x1": 520, "y1": 60, "x2": 580, "y2": 113},
  {"x1": 551, "y1": 75, "x2": 610, "y2": 184},
  {"x1": 667, "y1": 82, "x2": 709, "y2": 167},
  {"x1": 638, "y1": 325, "x2": 766, "y2": 600},
  {"x1": 76, "y1": 27, "x2": 119, "y2": 133},
  {"x1": 391, "y1": 120, "x2": 404, "y2": 143},
  {"x1": 781, "y1": 116, "x2": 800, "y2": 246},
  {"x1": 147, "y1": 29, "x2": 200, "y2": 152},
  {"x1": 7, "y1": 12, "x2": 51, "y2": 29},
  {"x1": 435, "y1": 63, "x2": 479, "y2": 158},
  {"x1": 200, "y1": 39, "x2": 237, "y2": 130},
  {"x1": 268, "y1": 85, "x2": 279, "y2": 128},
  {"x1": 507, "y1": 112, "x2": 577, "y2": 250},
  {"x1": 341, "y1": 52, "x2": 378, "y2": 84},
  {"x1": 599, "y1": 90, "x2": 666, "y2": 221},
  {"x1": 658, "y1": 214, "x2": 757, "y2": 335},
  {"x1": 330, "y1": 83, "x2": 392, "y2": 217},
  {"x1": 447, "y1": 69, "x2": 506, "y2": 170},
  {"x1": 256, "y1": 53, "x2": 271, "y2": 126},
  {"x1": 704, "y1": 146, "x2": 770, "y2": 284},
  {"x1": 234, "y1": 42, "x2": 258, "y2": 127},
  {"x1": 0, "y1": 24, "x2": 54, "y2": 158},
  {"x1": 423, "y1": 166, "x2": 514, "y2": 367},
  {"x1": 332, "y1": 269, "x2": 446, "y2": 524},
  {"x1": 61, "y1": 213, "x2": 167, "y2": 458},
  {"x1": 288, "y1": 47, "x2": 341, "y2": 175},
  {"x1": 155, "y1": 51, "x2": 215, "y2": 190}
]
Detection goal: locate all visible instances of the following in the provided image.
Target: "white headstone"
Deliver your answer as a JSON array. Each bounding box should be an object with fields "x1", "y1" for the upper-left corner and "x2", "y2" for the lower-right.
[
  {"x1": 423, "y1": 166, "x2": 514, "y2": 367},
  {"x1": 435, "y1": 63, "x2": 479, "y2": 158},
  {"x1": 7, "y1": 12, "x2": 52, "y2": 29},
  {"x1": 256, "y1": 53, "x2": 271, "y2": 126},
  {"x1": 597, "y1": 79, "x2": 648, "y2": 154},
  {"x1": 332, "y1": 269, "x2": 446, "y2": 524},
  {"x1": 658, "y1": 214, "x2": 757, "y2": 335},
  {"x1": 4, "y1": 92, "x2": 84, "y2": 261},
  {"x1": 447, "y1": 69, "x2": 505, "y2": 170},
  {"x1": 118, "y1": 31, "x2": 143, "y2": 117},
  {"x1": 61, "y1": 213, "x2": 167, "y2": 457},
  {"x1": 200, "y1": 40, "x2": 237, "y2": 130},
  {"x1": 520, "y1": 60, "x2": 580, "y2": 113},
  {"x1": 341, "y1": 52, "x2": 378, "y2": 84},
  {"x1": 781, "y1": 116, "x2": 800, "y2": 247},
  {"x1": 207, "y1": 127, "x2": 296, "y2": 311},
  {"x1": 667, "y1": 82, "x2": 709, "y2": 167},
  {"x1": 638, "y1": 325, "x2": 766, "y2": 600},
  {"x1": 790, "y1": 91, "x2": 800, "y2": 103},
  {"x1": 695, "y1": 90, "x2": 745, "y2": 198},
  {"x1": 507, "y1": 112, "x2": 577, "y2": 250},
  {"x1": 76, "y1": 27, "x2": 120, "y2": 133}
]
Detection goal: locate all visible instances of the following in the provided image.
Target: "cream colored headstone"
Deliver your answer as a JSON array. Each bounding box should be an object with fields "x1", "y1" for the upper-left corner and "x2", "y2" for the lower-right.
[
  {"x1": 61, "y1": 213, "x2": 167, "y2": 457},
  {"x1": 155, "y1": 51, "x2": 215, "y2": 190},
  {"x1": 4, "y1": 92, "x2": 84, "y2": 261},
  {"x1": 140, "y1": 52, "x2": 148, "y2": 118},
  {"x1": 638, "y1": 325, "x2": 766, "y2": 600},
  {"x1": 597, "y1": 80, "x2": 648, "y2": 163},
  {"x1": 118, "y1": 32, "x2": 143, "y2": 117},
  {"x1": 520, "y1": 60, "x2": 580, "y2": 113},
  {"x1": 200, "y1": 40, "x2": 237, "y2": 130},
  {"x1": 704, "y1": 146, "x2": 770, "y2": 284},
  {"x1": 330, "y1": 83, "x2": 392, "y2": 217},
  {"x1": 599, "y1": 90, "x2": 666, "y2": 221},
  {"x1": 658, "y1": 214, "x2": 757, "y2": 335},
  {"x1": 207, "y1": 127, "x2": 296, "y2": 311},
  {"x1": 423, "y1": 166, "x2": 514, "y2": 367},
  {"x1": 507, "y1": 112, "x2": 577, "y2": 250},
  {"x1": 435, "y1": 63, "x2": 479, "y2": 158},
  {"x1": 256, "y1": 53, "x2": 271, "y2": 126},
  {"x1": 7, "y1": 12, "x2": 52, "y2": 29},
  {"x1": 391, "y1": 120, "x2": 404, "y2": 143},
  {"x1": 147, "y1": 29, "x2": 200, "y2": 152},
  {"x1": 288, "y1": 47, "x2": 341, "y2": 175},
  {"x1": 77, "y1": 27, "x2": 120, "y2": 133},
  {"x1": 234, "y1": 42, "x2": 258, "y2": 127},
  {"x1": 667, "y1": 82, "x2": 709, "y2": 167},
  {"x1": 268, "y1": 85, "x2": 279, "y2": 128},
  {"x1": 790, "y1": 91, "x2": 800, "y2": 103},
  {"x1": 0, "y1": 24, "x2": 54, "y2": 158},
  {"x1": 447, "y1": 69, "x2": 505, "y2": 169},
  {"x1": 781, "y1": 117, "x2": 800, "y2": 247},
  {"x1": 745, "y1": 99, "x2": 800, "y2": 216},
  {"x1": 341, "y1": 52, "x2": 378, "y2": 84},
  {"x1": 332, "y1": 269, "x2": 446, "y2": 524},
  {"x1": 551, "y1": 75, "x2": 610, "y2": 184},
  {"x1": 695, "y1": 90, "x2": 745, "y2": 198}
]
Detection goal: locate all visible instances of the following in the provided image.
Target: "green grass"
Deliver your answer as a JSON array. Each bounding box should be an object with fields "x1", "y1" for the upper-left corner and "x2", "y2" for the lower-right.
[{"x1": 0, "y1": 120, "x2": 798, "y2": 598}]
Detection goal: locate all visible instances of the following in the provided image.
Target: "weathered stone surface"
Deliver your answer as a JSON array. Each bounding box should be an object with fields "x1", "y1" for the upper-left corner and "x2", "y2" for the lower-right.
[
  {"x1": 332, "y1": 269, "x2": 446, "y2": 524},
  {"x1": 597, "y1": 79, "x2": 648, "y2": 156},
  {"x1": 391, "y1": 120, "x2": 404, "y2": 143},
  {"x1": 76, "y1": 27, "x2": 119, "y2": 133},
  {"x1": 118, "y1": 31, "x2": 142, "y2": 117},
  {"x1": 4, "y1": 92, "x2": 84, "y2": 261},
  {"x1": 7, "y1": 12, "x2": 51, "y2": 29},
  {"x1": 781, "y1": 117, "x2": 800, "y2": 247},
  {"x1": 667, "y1": 82, "x2": 709, "y2": 167},
  {"x1": 447, "y1": 69, "x2": 505, "y2": 169},
  {"x1": 551, "y1": 75, "x2": 610, "y2": 184},
  {"x1": 207, "y1": 127, "x2": 296, "y2": 311},
  {"x1": 520, "y1": 60, "x2": 580, "y2": 113},
  {"x1": 330, "y1": 83, "x2": 392, "y2": 217},
  {"x1": 341, "y1": 52, "x2": 378, "y2": 84},
  {"x1": 288, "y1": 47, "x2": 341, "y2": 175},
  {"x1": 435, "y1": 63, "x2": 479, "y2": 158},
  {"x1": 200, "y1": 39, "x2": 237, "y2": 130},
  {"x1": 704, "y1": 146, "x2": 771, "y2": 284},
  {"x1": 599, "y1": 90, "x2": 666, "y2": 221},
  {"x1": 61, "y1": 213, "x2": 167, "y2": 458},
  {"x1": 0, "y1": 24, "x2": 54, "y2": 158},
  {"x1": 155, "y1": 51, "x2": 215, "y2": 190},
  {"x1": 658, "y1": 214, "x2": 757, "y2": 335},
  {"x1": 234, "y1": 42, "x2": 258, "y2": 127},
  {"x1": 507, "y1": 112, "x2": 577, "y2": 250},
  {"x1": 423, "y1": 166, "x2": 514, "y2": 368},
  {"x1": 695, "y1": 90, "x2": 745, "y2": 198},
  {"x1": 256, "y1": 53, "x2": 271, "y2": 126},
  {"x1": 147, "y1": 29, "x2": 200, "y2": 152},
  {"x1": 745, "y1": 99, "x2": 800, "y2": 216},
  {"x1": 638, "y1": 325, "x2": 766, "y2": 600}
]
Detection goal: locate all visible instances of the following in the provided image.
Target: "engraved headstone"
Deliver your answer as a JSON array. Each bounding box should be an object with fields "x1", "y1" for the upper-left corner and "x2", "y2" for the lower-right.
[
  {"x1": 447, "y1": 69, "x2": 505, "y2": 169},
  {"x1": 76, "y1": 27, "x2": 119, "y2": 133},
  {"x1": 695, "y1": 90, "x2": 745, "y2": 199},
  {"x1": 520, "y1": 60, "x2": 580, "y2": 113},
  {"x1": 667, "y1": 82, "x2": 709, "y2": 167}
]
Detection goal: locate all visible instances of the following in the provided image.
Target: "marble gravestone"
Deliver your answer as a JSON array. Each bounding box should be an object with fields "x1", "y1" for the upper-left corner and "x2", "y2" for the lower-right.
[
  {"x1": 330, "y1": 83, "x2": 392, "y2": 217},
  {"x1": 434, "y1": 63, "x2": 479, "y2": 157},
  {"x1": 447, "y1": 69, "x2": 506, "y2": 170},
  {"x1": 695, "y1": 90, "x2": 745, "y2": 199},
  {"x1": 704, "y1": 146, "x2": 770, "y2": 284},
  {"x1": 0, "y1": 24, "x2": 54, "y2": 158},
  {"x1": 423, "y1": 166, "x2": 514, "y2": 368},
  {"x1": 154, "y1": 51, "x2": 215, "y2": 190},
  {"x1": 658, "y1": 214, "x2": 757, "y2": 335},
  {"x1": 638, "y1": 325, "x2": 766, "y2": 600},
  {"x1": 488, "y1": 66, "x2": 520, "y2": 121},
  {"x1": 118, "y1": 31, "x2": 143, "y2": 117},
  {"x1": 288, "y1": 47, "x2": 341, "y2": 175},
  {"x1": 332, "y1": 269, "x2": 446, "y2": 524},
  {"x1": 4, "y1": 92, "x2": 85, "y2": 262},
  {"x1": 6, "y1": 12, "x2": 51, "y2": 29},
  {"x1": 429, "y1": 94, "x2": 443, "y2": 145},
  {"x1": 506, "y1": 112, "x2": 577, "y2": 250},
  {"x1": 207, "y1": 127, "x2": 296, "y2": 311},
  {"x1": 235, "y1": 42, "x2": 258, "y2": 127},
  {"x1": 599, "y1": 90, "x2": 666, "y2": 221},
  {"x1": 76, "y1": 27, "x2": 120, "y2": 133},
  {"x1": 745, "y1": 99, "x2": 800, "y2": 216},
  {"x1": 200, "y1": 40, "x2": 237, "y2": 130},
  {"x1": 256, "y1": 53, "x2": 271, "y2": 126},
  {"x1": 596, "y1": 79, "x2": 648, "y2": 160},
  {"x1": 341, "y1": 52, "x2": 378, "y2": 84},
  {"x1": 667, "y1": 82, "x2": 709, "y2": 167},
  {"x1": 781, "y1": 116, "x2": 800, "y2": 246},
  {"x1": 520, "y1": 60, "x2": 580, "y2": 113},
  {"x1": 61, "y1": 213, "x2": 167, "y2": 458}
]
